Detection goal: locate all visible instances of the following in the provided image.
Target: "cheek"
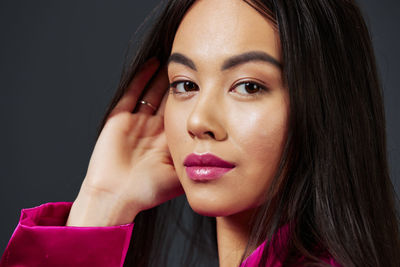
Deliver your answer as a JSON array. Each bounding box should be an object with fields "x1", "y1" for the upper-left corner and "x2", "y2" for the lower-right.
[
  {"x1": 164, "y1": 99, "x2": 187, "y2": 165},
  {"x1": 230, "y1": 102, "x2": 287, "y2": 159},
  {"x1": 228, "y1": 101, "x2": 288, "y2": 199}
]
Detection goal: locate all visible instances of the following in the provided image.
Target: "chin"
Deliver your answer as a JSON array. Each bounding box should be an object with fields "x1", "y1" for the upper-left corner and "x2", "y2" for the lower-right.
[
  {"x1": 185, "y1": 192, "x2": 241, "y2": 217},
  {"x1": 189, "y1": 203, "x2": 234, "y2": 217}
]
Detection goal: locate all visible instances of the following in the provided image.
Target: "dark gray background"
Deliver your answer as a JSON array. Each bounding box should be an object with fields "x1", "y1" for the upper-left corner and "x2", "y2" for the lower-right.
[{"x1": 0, "y1": 0, "x2": 399, "y2": 255}]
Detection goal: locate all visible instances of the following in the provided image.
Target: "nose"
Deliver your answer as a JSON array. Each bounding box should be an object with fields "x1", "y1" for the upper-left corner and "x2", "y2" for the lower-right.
[{"x1": 186, "y1": 90, "x2": 227, "y2": 141}]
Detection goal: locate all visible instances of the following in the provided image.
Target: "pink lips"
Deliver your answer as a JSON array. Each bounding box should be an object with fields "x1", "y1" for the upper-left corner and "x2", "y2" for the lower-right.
[{"x1": 183, "y1": 153, "x2": 235, "y2": 181}]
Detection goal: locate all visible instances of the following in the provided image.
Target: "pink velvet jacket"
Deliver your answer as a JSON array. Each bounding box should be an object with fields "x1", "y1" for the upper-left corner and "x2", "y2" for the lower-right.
[{"x1": 0, "y1": 202, "x2": 340, "y2": 266}]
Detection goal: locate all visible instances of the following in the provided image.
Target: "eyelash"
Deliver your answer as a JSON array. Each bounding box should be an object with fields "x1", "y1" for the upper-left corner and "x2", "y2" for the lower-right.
[{"x1": 169, "y1": 80, "x2": 269, "y2": 98}]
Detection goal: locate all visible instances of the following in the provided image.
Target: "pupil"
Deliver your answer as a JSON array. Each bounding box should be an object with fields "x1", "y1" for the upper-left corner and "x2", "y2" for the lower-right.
[
  {"x1": 245, "y1": 82, "x2": 258, "y2": 93},
  {"x1": 184, "y1": 81, "x2": 195, "y2": 91}
]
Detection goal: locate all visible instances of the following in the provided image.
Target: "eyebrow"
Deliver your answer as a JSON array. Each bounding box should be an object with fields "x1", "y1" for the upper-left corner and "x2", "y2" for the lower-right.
[{"x1": 167, "y1": 51, "x2": 282, "y2": 71}]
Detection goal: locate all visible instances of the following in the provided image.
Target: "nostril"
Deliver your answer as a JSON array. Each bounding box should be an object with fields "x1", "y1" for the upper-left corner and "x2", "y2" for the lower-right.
[{"x1": 205, "y1": 131, "x2": 215, "y2": 139}]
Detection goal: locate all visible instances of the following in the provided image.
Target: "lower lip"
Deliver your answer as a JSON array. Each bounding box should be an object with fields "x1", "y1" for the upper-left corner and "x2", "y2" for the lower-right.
[{"x1": 185, "y1": 166, "x2": 234, "y2": 181}]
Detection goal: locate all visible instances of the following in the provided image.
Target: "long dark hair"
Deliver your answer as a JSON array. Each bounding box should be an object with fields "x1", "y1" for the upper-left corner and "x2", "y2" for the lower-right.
[{"x1": 97, "y1": 0, "x2": 400, "y2": 266}]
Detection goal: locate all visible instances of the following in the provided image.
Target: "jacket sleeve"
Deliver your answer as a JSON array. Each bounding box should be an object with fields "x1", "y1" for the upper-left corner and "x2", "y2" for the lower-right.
[{"x1": 0, "y1": 202, "x2": 134, "y2": 267}]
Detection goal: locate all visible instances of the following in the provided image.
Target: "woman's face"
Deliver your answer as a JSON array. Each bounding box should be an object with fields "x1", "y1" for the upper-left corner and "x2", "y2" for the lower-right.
[{"x1": 164, "y1": 0, "x2": 288, "y2": 217}]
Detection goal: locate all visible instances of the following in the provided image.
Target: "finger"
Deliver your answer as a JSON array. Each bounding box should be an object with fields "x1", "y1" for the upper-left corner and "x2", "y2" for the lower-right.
[
  {"x1": 109, "y1": 58, "x2": 159, "y2": 117},
  {"x1": 136, "y1": 64, "x2": 169, "y2": 115}
]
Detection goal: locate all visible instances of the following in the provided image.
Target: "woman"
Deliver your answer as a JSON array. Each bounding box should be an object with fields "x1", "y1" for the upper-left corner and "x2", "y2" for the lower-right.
[{"x1": 1, "y1": 0, "x2": 399, "y2": 266}]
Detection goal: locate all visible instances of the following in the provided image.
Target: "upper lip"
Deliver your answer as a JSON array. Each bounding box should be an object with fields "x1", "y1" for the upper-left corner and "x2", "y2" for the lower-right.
[{"x1": 183, "y1": 153, "x2": 235, "y2": 168}]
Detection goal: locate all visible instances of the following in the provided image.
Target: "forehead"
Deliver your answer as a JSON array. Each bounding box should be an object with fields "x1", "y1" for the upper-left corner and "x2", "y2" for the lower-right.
[{"x1": 171, "y1": 0, "x2": 280, "y2": 62}]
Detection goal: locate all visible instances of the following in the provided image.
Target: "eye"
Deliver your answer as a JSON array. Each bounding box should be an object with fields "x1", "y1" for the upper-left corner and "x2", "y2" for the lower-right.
[
  {"x1": 231, "y1": 81, "x2": 268, "y2": 96},
  {"x1": 169, "y1": 80, "x2": 198, "y2": 94}
]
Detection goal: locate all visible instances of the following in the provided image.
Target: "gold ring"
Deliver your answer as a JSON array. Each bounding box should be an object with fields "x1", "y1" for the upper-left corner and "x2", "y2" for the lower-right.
[{"x1": 139, "y1": 100, "x2": 157, "y2": 111}]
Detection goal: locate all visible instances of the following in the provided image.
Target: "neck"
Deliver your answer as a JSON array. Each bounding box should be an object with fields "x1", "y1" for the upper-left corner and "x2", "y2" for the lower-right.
[{"x1": 216, "y1": 207, "x2": 260, "y2": 267}]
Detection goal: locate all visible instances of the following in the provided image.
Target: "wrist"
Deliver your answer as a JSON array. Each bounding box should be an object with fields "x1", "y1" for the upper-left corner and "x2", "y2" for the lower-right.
[{"x1": 66, "y1": 187, "x2": 140, "y2": 227}]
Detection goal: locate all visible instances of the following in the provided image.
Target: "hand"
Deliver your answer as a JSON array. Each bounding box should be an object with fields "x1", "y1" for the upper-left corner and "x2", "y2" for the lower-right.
[{"x1": 67, "y1": 58, "x2": 184, "y2": 226}]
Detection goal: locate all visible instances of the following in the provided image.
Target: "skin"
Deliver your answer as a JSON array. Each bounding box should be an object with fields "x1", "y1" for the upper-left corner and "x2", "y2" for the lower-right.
[
  {"x1": 67, "y1": 0, "x2": 288, "y2": 266},
  {"x1": 165, "y1": 0, "x2": 288, "y2": 265}
]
